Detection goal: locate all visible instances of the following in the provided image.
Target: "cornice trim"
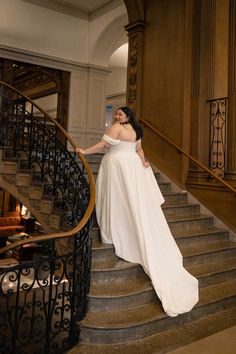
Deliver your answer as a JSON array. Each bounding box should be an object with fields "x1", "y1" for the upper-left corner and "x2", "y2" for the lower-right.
[
  {"x1": 0, "y1": 45, "x2": 110, "y2": 73},
  {"x1": 22, "y1": 0, "x2": 124, "y2": 20}
]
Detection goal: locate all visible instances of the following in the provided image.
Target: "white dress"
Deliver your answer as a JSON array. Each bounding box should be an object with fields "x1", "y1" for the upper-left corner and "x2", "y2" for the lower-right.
[{"x1": 96, "y1": 134, "x2": 199, "y2": 317}]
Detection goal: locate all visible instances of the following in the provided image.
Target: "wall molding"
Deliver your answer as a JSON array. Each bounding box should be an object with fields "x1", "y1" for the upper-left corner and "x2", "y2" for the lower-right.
[{"x1": 0, "y1": 45, "x2": 110, "y2": 74}]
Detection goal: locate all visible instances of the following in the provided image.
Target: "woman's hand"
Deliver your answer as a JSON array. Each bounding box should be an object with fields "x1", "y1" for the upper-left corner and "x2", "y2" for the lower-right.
[
  {"x1": 143, "y1": 161, "x2": 150, "y2": 168},
  {"x1": 75, "y1": 147, "x2": 86, "y2": 155}
]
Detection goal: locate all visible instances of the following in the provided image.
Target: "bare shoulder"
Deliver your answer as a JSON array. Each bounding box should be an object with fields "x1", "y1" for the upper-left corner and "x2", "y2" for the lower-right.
[{"x1": 106, "y1": 123, "x2": 122, "y2": 139}]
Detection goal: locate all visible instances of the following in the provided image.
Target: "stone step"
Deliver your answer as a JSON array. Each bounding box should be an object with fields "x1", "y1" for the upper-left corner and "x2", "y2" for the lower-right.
[
  {"x1": 163, "y1": 191, "x2": 188, "y2": 204},
  {"x1": 182, "y1": 240, "x2": 236, "y2": 266},
  {"x1": 91, "y1": 258, "x2": 148, "y2": 284},
  {"x1": 79, "y1": 280, "x2": 236, "y2": 344},
  {"x1": 92, "y1": 231, "x2": 232, "y2": 264},
  {"x1": 50, "y1": 213, "x2": 61, "y2": 230},
  {"x1": 16, "y1": 173, "x2": 31, "y2": 187},
  {"x1": 92, "y1": 226, "x2": 229, "y2": 246},
  {"x1": 0, "y1": 161, "x2": 17, "y2": 174},
  {"x1": 89, "y1": 256, "x2": 236, "y2": 312},
  {"x1": 2, "y1": 174, "x2": 16, "y2": 185},
  {"x1": 188, "y1": 257, "x2": 236, "y2": 287},
  {"x1": 17, "y1": 185, "x2": 43, "y2": 200},
  {"x1": 157, "y1": 182, "x2": 171, "y2": 193},
  {"x1": 71, "y1": 305, "x2": 236, "y2": 354},
  {"x1": 154, "y1": 172, "x2": 161, "y2": 182},
  {"x1": 92, "y1": 239, "x2": 236, "y2": 281},
  {"x1": 162, "y1": 203, "x2": 200, "y2": 217},
  {"x1": 168, "y1": 214, "x2": 214, "y2": 230},
  {"x1": 174, "y1": 226, "x2": 229, "y2": 246},
  {"x1": 89, "y1": 257, "x2": 236, "y2": 311},
  {"x1": 92, "y1": 241, "x2": 115, "y2": 261},
  {"x1": 88, "y1": 278, "x2": 156, "y2": 312},
  {"x1": 29, "y1": 186, "x2": 42, "y2": 200},
  {"x1": 91, "y1": 227, "x2": 100, "y2": 242},
  {"x1": 40, "y1": 199, "x2": 52, "y2": 214}
]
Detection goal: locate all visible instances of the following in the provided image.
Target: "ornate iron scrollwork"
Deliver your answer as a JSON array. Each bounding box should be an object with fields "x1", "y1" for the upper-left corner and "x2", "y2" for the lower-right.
[
  {"x1": 207, "y1": 97, "x2": 227, "y2": 177},
  {"x1": 0, "y1": 82, "x2": 94, "y2": 353}
]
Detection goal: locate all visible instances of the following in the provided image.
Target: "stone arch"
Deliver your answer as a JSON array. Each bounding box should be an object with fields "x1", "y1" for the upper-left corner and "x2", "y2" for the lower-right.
[{"x1": 92, "y1": 13, "x2": 128, "y2": 67}]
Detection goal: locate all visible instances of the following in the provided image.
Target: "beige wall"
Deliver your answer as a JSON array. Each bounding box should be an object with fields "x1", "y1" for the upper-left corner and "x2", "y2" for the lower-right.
[
  {"x1": 0, "y1": 0, "x2": 128, "y2": 148},
  {"x1": 107, "y1": 67, "x2": 127, "y2": 96},
  {"x1": 0, "y1": 0, "x2": 88, "y2": 63}
]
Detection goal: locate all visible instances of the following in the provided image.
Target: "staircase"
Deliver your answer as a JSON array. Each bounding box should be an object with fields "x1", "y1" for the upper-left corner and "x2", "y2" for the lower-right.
[
  {"x1": 0, "y1": 148, "x2": 62, "y2": 233},
  {"x1": 0, "y1": 81, "x2": 95, "y2": 354},
  {"x1": 70, "y1": 154, "x2": 236, "y2": 354}
]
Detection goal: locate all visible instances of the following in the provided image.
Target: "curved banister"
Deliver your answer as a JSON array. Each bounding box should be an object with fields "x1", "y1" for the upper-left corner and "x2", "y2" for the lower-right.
[
  {"x1": 0, "y1": 80, "x2": 96, "y2": 256},
  {"x1": 140, "y1": 118, "x2": 236, "y2": 195}
]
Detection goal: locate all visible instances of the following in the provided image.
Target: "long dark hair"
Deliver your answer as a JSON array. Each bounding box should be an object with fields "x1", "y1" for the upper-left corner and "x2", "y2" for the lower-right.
[{"x1": 119, "y1": 106, "x2": 143, "y2": 140}]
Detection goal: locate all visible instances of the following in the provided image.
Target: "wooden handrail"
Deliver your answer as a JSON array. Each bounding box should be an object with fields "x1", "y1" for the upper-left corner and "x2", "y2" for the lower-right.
[
  {"x1": 140, "y1": 118, "x2": 236, "y2": 195},
  {"x1": 0, "y1": 81, "x2": 96, "y2": 256}
]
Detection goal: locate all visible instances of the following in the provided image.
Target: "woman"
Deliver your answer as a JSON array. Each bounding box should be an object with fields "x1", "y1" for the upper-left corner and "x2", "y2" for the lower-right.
[{"x1": 76, "y1": 106, "x2": 198, "y2": 317}]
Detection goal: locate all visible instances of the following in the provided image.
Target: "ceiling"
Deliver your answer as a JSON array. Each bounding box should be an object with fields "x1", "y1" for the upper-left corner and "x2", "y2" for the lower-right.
[
  {"x1": 54, "y1": 0, "x2": 115, "y2": 12},
  {"x1": 23, "y1": 0, "x2": 124, "y2": 18}
]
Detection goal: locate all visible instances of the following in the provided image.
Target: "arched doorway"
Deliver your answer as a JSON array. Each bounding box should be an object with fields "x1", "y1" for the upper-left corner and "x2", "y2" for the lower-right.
[{"x1": 0, "y1": 58, "x2": 70, "y2": 129}]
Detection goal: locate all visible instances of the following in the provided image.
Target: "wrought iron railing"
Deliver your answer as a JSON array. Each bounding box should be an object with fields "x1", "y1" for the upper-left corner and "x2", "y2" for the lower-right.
[
  {"x1": 0, "y1": 81, "x2": 95, "y2": 354},
  {"x1": 207, "y1": 97, "x2": 227, "y2": 177}
]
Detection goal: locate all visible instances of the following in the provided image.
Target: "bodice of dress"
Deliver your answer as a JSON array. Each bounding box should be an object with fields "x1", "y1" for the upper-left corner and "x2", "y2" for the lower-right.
[{"x1": 102, "y1": 134, "x2": 139, "y2": 153}]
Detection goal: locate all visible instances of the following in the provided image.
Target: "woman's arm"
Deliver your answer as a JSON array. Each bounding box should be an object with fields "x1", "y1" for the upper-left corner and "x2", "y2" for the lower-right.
[
  {"x1": 75, "y1": 123, "x2": 121, "y2": 155},
  {"x1": 136, "y1": 142, "x2": 150, "y2": 167},
  {"x1": 75, "y1": 140, "x2": 110, "y2": 155}
]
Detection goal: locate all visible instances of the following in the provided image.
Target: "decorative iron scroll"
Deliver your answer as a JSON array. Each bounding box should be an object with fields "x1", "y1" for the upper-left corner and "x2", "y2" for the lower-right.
[
  {"x1": 207, "y1": 97, "x2": 227, "y2": 177},
  {"x1": 0, "y1": 222, "x2": 93, "y2": 354},
  {"x1": 0, "y1": 82, "x2": 94, "y2": 353},
  {"x1": 0, "y1": 84, "x2": 89, "y2": 229}
]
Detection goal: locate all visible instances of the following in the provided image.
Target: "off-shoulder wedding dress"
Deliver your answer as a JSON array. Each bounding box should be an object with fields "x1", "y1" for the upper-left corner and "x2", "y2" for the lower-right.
[{"x1": 95, "y1": 134, "x2": 199, "y2": 317}]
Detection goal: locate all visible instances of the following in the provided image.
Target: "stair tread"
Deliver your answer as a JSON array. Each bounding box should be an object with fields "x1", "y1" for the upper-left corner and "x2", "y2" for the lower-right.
[
  {"x1": 92, "y1": 226, "x2": 227, "y2": 240},
  {"x1": 166, "y1": 214, "x2": 212, "y2": 222},
  {"x1": 92, "y1": 238, "x2": 235, "y2": 263},
  {"x1": 92, "y1": 241, "x2": 114, "y2": 250},
  {"x1": 181, "y1": 240, "x2": 236, "y2": 257},
  {"x1": 92, "y1": 257, "x2": 140, "y2": 271},
  {"x1": 74, "y1": 306, "x2": 236, "y2": 353},
  {"x1": 163, "y1": 191, "x2": 187, "y2": 196},
  {"x1": 81, "y1": 280, "x2": 236, "y2": 328},
  {"x1": 172, "y1": 226, "x2": 227, "y2": 238},
  {"x1": 188, "y1": 257, "x2": 236, "y2": 278},
  {"x1": 162, "y1": 203, "x2": 199, "y2": 209},
  {"x1": 89, "y1": 278, "x2": 152, "y2": 298},
  {"x1": 90, "y1": 257, "x2": 236, "y2": 297}
]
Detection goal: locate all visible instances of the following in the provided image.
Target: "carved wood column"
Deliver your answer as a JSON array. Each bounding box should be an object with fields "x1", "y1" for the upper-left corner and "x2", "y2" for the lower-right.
[
  {"x1": 189, "y1": 0, "x2": 216, "y2": 181},
  {"x1": 225, "y1": 0, "x2": 236, "y2": 180},
  {"x1": 125, "y1": 20, "x2": 145, "y2": 119}
]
